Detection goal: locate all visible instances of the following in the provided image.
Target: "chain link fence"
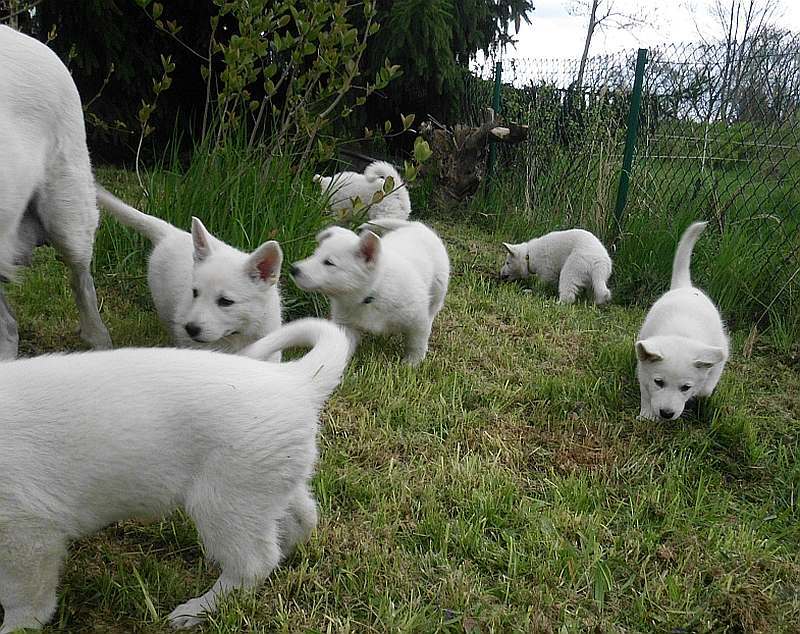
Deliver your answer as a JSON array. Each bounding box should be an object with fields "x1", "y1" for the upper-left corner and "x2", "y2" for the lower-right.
[{"x1": 458, "y1": 41, "x2": 800, "y2": 337}]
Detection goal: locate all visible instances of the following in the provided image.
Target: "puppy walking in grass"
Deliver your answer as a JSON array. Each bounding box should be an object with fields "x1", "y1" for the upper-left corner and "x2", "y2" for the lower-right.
[
  {"x1": 290, "y1": 219, "x2": 449, "y2": 364},
  {"x1": 313, "y1": 160, "x2": 411, "y2": 220},
  {"x1": 0, "y1": 318, "x2": 351, "y2": 632},
  {"x1": 635, "y1": 221, "x2": 729, "y2": 421},
  {"x1": 0, "y1": 25, "x2": 111, "y2": 358},
  {"x1": 97, "y1": 187, "x2": 283, "y2": 354},
  {"x1": 500, "y1": 229, "x2": 612, "y2": 305}
]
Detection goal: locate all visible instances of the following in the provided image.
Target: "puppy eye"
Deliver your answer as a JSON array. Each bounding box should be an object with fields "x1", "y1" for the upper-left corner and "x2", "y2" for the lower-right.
[
  {"x1": 654, "y1": 378, "x2": 665, "y2": 388},
  {"x1": 680, "y1": 384, "x2": 691, "y2": 392},
  {"x1": 323, "y1": 258, "x2": 335, "y2": 266},
  {"x1": 217, "y1": 297, "x2": 235, "y2": 307},
  {"x1": 192, "y1": 288, "x2": 199, "y2": 298}
]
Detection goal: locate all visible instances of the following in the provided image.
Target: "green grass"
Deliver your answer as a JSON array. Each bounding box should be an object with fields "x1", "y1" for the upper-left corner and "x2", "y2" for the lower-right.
[{"x1": 3, "y1": 184, "x2": 800, "y2": 631}]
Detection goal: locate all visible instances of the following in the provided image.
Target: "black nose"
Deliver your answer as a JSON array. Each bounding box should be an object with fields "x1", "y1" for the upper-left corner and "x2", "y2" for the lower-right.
[
  {"x1": 184, "y1": 323, "x2": 201, "y2": 338},
  {"x1": 659, "y1": 408, "x2": 675, "y2": 420},
  {"x1": 290, "y1": 264, "x2": 300, "y2": 277}
]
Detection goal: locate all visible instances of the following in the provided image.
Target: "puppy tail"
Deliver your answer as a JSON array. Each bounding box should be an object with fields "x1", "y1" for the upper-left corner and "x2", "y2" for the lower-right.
[
  {"x1": 241, "y1": 318, "x2": 353, "y2": 399},
  {"x1": 363, "y1": 160, "x2": 404, "y2": 185},
  {"x1": 357, "y1": 218, "x2": 414, "y2": 234},
  {"x1": 670, "y1": 221, "x2": 707, "y2": 290},
  {"x1": 96, "y1": 185, "x2": 172, "y2": 244}
]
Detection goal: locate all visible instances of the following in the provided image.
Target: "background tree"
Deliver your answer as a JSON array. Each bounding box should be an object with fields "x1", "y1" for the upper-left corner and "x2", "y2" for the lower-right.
[{"x1": 568, "y1": 0, "x2": 656, "y2": 88}]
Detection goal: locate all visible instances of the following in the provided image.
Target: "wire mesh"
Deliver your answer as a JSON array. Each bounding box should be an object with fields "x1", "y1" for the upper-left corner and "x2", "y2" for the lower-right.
[{"x1": 457, "y1": 42, "x2": 799, "y2": 332}]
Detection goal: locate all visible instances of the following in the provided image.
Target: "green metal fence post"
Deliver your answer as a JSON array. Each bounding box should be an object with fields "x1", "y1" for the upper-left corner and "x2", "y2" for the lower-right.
[
  {"x1": 613, "y1": 48, "x2": 648, "y2": 234},
  {"x1": 487, "y1": 60, "x2": 503, "y2": 181}
]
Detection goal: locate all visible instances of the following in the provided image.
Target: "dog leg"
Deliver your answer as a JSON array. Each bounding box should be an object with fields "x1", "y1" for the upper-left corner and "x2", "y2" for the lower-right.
[
  {"x1": 0, "y1": 289, "x2": 19, "y2": 360},
  {"x1": 557, "y1": 264, "x2": 580, "y2": 304},
  {"x1": 172, "y1": 484, "x2": 284, "y2": 628},
  {"x1": 636, "y1": 382, "x2": 658, "y2": 421},
  {"x1": 0, "y1": 530, "x2": 65, "y2": 634},
  {"x1": 403, "y1": 320, "x2": 432, "y2": 365},
  {"x1": 277, "y1": 483, "x2": 318, "y2": 561},
  {"x1": 66, "y1": 260, "x2": 112, "y2": 350},
  {"x1": 697, "y1": 364, "x2": 724, "y2": 397}
]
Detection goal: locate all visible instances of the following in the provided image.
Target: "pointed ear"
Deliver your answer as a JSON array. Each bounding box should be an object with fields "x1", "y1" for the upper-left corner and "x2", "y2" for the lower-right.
[
  {"x1": 357, "y1": 230, "x2": 381, "y2": 265},
  {"x1": 502, "y1": 242, "x2": 514, "y2": 255},
  {"x1": 247, "y1": 240, "x2": 283, "y2": 284},
  {"x1": 635, "y1": 339, "x2": 663, "y2": 363},
  {"x1": 191, "y1": 217, "x2": 213, "y2": 263},
  {"x1": 693, "y1": 345, "x2": 726, "y2": 369}
]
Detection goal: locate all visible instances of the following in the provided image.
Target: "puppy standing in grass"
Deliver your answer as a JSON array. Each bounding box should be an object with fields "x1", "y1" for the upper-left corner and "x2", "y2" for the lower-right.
[
  {"x1": 500, "y1": 229, "x2": 612, "y2": 305},
  {"x1": 97, "y1": 187, "x2": 283, "y2": 354},
  {"x1": 0, "y1": 25, "x2": 111, "y2": 358},
  {"x1": 0, "y1": 318, "x2": 351, "y2": 632},
  {"x1": 290, "y1": 219, "x2": 449, "y2": 364},
  {"x1": 313, "y1": 160, "x2": 411, "y2": 220},
  {"x1": 636, "y1": 221, "x2": 729, "y2": 421}
]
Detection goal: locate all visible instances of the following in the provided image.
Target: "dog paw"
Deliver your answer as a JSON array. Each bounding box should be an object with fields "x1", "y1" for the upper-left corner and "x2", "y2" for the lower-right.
[{"x1": 168, "y1": 599, "x2": 207, "y2": 630}]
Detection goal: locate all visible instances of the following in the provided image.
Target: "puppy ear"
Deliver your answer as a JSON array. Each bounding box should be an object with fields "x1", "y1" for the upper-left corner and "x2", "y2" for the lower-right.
[
  {"x1": 316, "y1": 228, "x2": 335, "y2": 244},
  {"x1": 502, "y1": 242, "x2": 514, "y2": 255},
  {"x1": 693, "y1": 345, "x2": 726, "y2": 368},
  {"x1": 635, "y1": 339, "x2": 663, "y2": 363},
  {"x1": 191, "y1": 217, "x2": 213, "y2": 262},
  {"x1": 247, "y1": 240, "x2": 283, "y2": 284},
  {"x1": 357, "y1": 230, "x2": 381, "y2": 265}
]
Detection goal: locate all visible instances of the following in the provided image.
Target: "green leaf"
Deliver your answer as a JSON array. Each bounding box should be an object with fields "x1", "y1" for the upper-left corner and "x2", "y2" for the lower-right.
[
  {"x1": 382, "y1": 176, "x2": 394, "y2": 193},
  {"x1": 371, "y1": 190, "x2": 384, "y2": 204},
  {"x1": 401, "y1": 113, "x2": 415, "y2": 131},
  {"x1": 384, "y1": 120, "x2": 392, "y2": 134},
  {"x1": 151, "y1": 2, "x2": 163, "y2": 19},
  {"x1": 413, "y1": 137, "x2": 432, "y2": 163}
]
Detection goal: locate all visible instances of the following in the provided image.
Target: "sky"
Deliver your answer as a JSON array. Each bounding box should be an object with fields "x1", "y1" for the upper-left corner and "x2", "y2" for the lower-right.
[{"x1": 507, "y1": 0, "x2": 800, "y2": 60}]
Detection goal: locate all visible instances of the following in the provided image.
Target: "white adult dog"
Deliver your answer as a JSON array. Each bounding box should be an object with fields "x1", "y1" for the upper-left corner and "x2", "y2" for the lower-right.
[
  {"x1": 290, "y1": 219, "x2": 449, "y2": 364},
  {"x1": 0, "y1": 25, "x2": 111, "y2": 358},
  {"x1": 0, "y1": 318, "x2": 351, "y2": 632},
  {"x1": 500, "y1": 229, "x2": 612, "y2": 305},
  {"x1": 636, "y1": 221, "x2": 729, "y2": 421},
  {"x1": 313, "y1": 160, "x2": 411, "y2": 220},
  {"x1": 97, "y1": 187, "x2": 283, "y2": 354}
]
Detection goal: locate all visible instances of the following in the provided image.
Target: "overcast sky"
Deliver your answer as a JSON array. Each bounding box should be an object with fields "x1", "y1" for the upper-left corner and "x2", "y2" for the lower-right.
[{"x1": 508, "y1": 0, "x2": 800, "y2": 59}]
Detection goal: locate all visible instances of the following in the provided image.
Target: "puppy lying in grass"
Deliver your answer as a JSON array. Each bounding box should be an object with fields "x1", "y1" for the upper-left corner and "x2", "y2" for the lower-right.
[
  {"x1": 313, "y1": 160, "x2": 411, "y2": 221},
  {"x1": 0, "y1": 318, "x2": 351, "y2": 632},
  {"x1": 500, "y1": 229, "x2": 612, "y2": 304},
  {"x1": 98, "y1": 187, "x2": 283, "y2": 354},
  {"x1": 290, "y1": 219, "x2": 449, "y2": 365},
  {"x1": 635, "y1": 221, "x2": 729, "y2": 421}
]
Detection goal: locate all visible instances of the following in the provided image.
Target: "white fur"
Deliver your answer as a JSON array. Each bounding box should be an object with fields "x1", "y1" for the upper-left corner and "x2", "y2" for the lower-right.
[
  {"x1": 290, "y1": 219, "x2": 449, "y2": 365},
  {"x1": 313, "y1": 160, "x2": 411, "y2": 220},
  {"x1": 635, "y1": 221, "x2": 729, "y2": 421},
  {"x1": 97, "y1": 187, "x2": 283, "y2": 355},
  {"x1": 0, "y1": 318, "x2": 351, "y2": 632},
  {"x1": 500, "y1": 229, "x2": 612, "y2": 304},
  {"x1": 0, "y1": 25, "x2": 111, "y2": 358}
]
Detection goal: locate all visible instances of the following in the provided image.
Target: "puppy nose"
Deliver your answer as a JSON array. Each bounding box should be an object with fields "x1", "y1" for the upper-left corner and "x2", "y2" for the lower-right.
[
  {"x1": 184, "y1": 323, "x2": 201, "y2": 338},
  {"x1": 290, "y1": 264, "x2": 301, "y2": 277},
  {"x1": 659, "y1": 408, "x2": 675, "y2": 420}
]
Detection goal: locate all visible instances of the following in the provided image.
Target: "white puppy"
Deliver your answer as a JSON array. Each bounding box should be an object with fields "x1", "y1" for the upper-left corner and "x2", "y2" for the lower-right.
[
  {"x1": 0, "y1": 318, "x2": 351, "y2": 632},
  {"x1": 500, "y1": 229, "x2": 612, "y2": 305},
  {"x1": 97, "y1": 187, "x2": 282, "y2": 354},
  {"x1": 0, "y1": 25, "x2": 111, "y2": 358},
  {"x1": 636, "y1": 221, "x2": 729, "y2": 421},
  {"x1": 313, "y1": 160, "x2": 411, "y2": 220},
  {"x1": 290, "y1": 219, "x2": 449, "y2": 364}
]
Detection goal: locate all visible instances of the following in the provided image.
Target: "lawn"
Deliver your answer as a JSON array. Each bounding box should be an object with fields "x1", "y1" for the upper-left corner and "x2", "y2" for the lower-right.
[{"x1": 4, "y1": 198, "x2": 800, "y2": 632}]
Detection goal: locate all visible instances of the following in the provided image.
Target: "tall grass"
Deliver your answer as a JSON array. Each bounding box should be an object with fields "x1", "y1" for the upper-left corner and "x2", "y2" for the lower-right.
[
  {"x1": 451, "y1": 146, "x2": 800, "y2": 349},
  {"x1": 95, "y1": 135, "x2": 332, "y2": 318}
]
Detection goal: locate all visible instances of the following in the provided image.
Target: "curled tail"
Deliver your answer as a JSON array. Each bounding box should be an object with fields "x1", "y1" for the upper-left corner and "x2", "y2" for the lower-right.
[
  {"x1": 363, "y1": 160, "x2": 403, "y2": 185},
  {"x1": 241, "y1": 318, "x2": 352, "y2": 400},
  {"x1": 96, "y1": 185, "x2": 173, "y2": 244},
  {"x1": 670, "y1": 221, "x2": 708, "y2": 289},
  {"x1": 357, "y1": 218, "x2": 417, "y2": 234}
]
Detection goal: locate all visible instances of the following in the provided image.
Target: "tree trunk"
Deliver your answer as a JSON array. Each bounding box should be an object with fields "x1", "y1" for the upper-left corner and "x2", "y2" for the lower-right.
[{"x1": 576, "y1": 0, "x2": 600, "y2": 89}]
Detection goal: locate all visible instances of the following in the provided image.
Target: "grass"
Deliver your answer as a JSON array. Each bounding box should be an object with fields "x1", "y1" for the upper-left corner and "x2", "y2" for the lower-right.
[{"x1": 3, "y1": 174, "x2": 800, "y2": 631}]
